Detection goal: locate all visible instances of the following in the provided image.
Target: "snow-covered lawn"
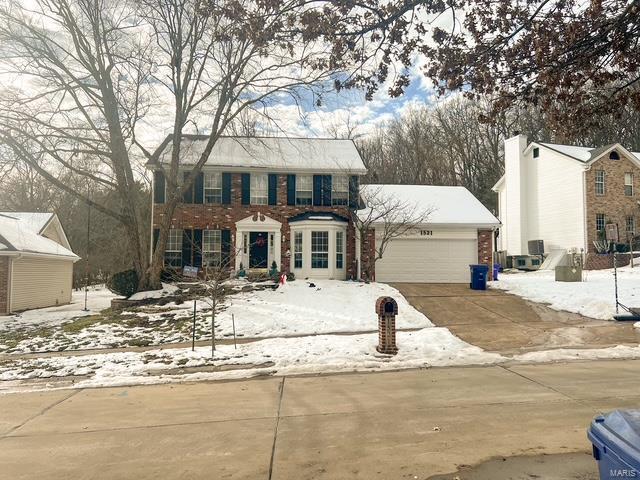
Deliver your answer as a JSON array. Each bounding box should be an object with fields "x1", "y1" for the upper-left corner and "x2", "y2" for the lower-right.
[
  {"x1": 0, "y1": 280, "x2": 431, "y2": 354},
  {"x1": 491, "y1": 267, "x2": 640, "y2": 320}
]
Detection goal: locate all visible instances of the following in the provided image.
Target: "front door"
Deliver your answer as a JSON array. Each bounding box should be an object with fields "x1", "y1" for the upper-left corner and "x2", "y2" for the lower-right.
[{"x1": 249, "y1": 232, "x2": 268, "y2": 268}]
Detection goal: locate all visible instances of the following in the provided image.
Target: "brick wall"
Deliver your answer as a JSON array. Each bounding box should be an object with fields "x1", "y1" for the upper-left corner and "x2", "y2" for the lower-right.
[
  {"x1": 154, "y1": 174, "x2": 358, "y2": 279},
  {"x1": 585, "y1": 152, "x2": 640, "y2": 252},
  {"x1": 360, "y1": 228, "x2": 376, "y2": 281},
  {"x1": 584, "y1": 252, "x2": 640, "y2": 270},
  {"x1": 477, "y1": 229, "x2": 494, "y2": 281},
  {"x1": 0, "y1": 257, "x2": 9, "y2": 315}
]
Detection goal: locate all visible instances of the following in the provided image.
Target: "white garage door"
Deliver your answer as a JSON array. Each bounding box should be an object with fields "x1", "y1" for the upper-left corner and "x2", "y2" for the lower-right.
[
  {"x1": 375, "y1": 237, "x2": 478, "y2": 283},
  {"x1": 10, "y1": 257, "x2": 73, "y2": 312}
]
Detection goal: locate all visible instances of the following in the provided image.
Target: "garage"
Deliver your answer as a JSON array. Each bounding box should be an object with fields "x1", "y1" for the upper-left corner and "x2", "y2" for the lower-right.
[
  {"x1": 359, "y1": 185, "x2": 500, "y2": 283},
  {"x1": 375, "y1": 233, "x2": 478, "y2": 283}
]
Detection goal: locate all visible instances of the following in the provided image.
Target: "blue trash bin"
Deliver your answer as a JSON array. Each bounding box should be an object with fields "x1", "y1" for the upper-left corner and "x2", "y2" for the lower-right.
[
  {"x1": 493, "y1": 263, "x2": 501, "y2": 281},
  {"x1": 588, "y1": 410, "x2": 640, "y2": 479},
  {"x1": 469, "y1": 264, "x2": 489, "y2": 290}
]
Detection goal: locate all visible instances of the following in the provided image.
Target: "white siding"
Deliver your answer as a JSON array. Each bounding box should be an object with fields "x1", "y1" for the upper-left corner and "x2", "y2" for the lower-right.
[
  {"x1": 376, "y1": 228, "x2": 478, "y2": 283},
  {"x1": 504, "y1": 135, "x2": 529, "y2": 254},
  {"x1": 10, "y1": 257, "x2": 73, "y2": 312},
  {"x1": 523, "y1": 149, "x2": 586, "y2": 252},
  {"x1": 497, "y1": 186, "x2": 507, "y2": 251}
]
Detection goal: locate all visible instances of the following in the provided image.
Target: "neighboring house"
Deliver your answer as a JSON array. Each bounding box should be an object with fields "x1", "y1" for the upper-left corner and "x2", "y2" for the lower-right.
[
  {"x1": 360, "y1": 185, "x2": 500, "y2": 283},
  {"x1": 149, "y1": 136, "x2": 365, "y2": 280},
  {"x1": 0, "y1": 212, "x2": 79, "y2": 315},
  {"x1": 492, "y1": 134, "x2": 640, "y2": 257}
]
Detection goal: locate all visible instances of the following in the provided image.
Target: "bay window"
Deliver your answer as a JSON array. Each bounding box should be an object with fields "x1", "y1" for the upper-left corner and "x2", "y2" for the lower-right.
[{"x1": 311, "y1": 231, "x2": 329, "y2": 268}]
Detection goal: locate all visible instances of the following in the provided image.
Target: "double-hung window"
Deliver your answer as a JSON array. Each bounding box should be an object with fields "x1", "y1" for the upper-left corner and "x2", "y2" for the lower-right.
[
  {"x1": 596, "y1": 213, "x2": 606, "y2": 232},
  {"x1": 204, "y1": 172, "x2": 222, "y2": 203},
  {"x1": 331, "y1": 175, "x2": 349, "y2": 206},
  {"x1": 336, "y1": 231, "x2": 344, "y2": 269},
  {"x1": 627, "y1": 216, "x2": 636, "y2": 236},
  {"x1": 165, "y1": 229, "x2": 183, "y2": 268},
  {"x1": 251, "y1": 174, "x2": 268, "y2": 205},
  {"x1": 625, "y1": 173, "x2": 634, "y2": 196},
  {"x1": 202, "y1": 230, "x2": 222, "y2": 267},
  {"x1": 311, "y1": 231, "x2": 329, "y2": 268},
  {"x1": 294, "y1": 231, "x2": 303, "y2": 269},
  {"x1": 595, "y1": 170, "x2": 605, "y2": 195},
  {"x1": 296, "y1": 175, "x2": 313, "y2": 205}
]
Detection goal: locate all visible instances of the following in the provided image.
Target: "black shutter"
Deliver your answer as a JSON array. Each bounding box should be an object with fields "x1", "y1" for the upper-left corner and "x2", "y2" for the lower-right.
[
  {"x1": 153, "y1": 228, "x2": 160, "y2": 252},
  {"x1": 268, "y1": 174, "x2": 278, "y2": 205},
  {"x1": 287, "y1": 174, "x2": 296, "y2": 205},
  {"x1": 153, "y1": 171, "x2": 165, "y2": 204},
  {"x1": 241, "y1": 173, "x2": 251, "y2": 205},
  {"x1": 221, "y1": 229, "x2": 231, "y2": 267},
  {"x1": 222, "y1": 173, "x2": 232, "y2": 204},
  {"x1": 182, "y1": 230, "x2": 193, "y2": 267},
  {"x1": 194, "y1": 172, "x2": 204, "y2": 204},
  {"x1": 322, "y1": 175, "x2": 332, "y2": 206},
  {"x1": 193, "y1": 229, "x2": 203, "y2": 268},
  {"x1": 349, "y1": 175, "x2": 359, "y2": 208},
  {"x1": 313, "y1": 175, "x2": 322, "y2": 206},
  {"x1": 182, "y1": 171, "x2": 193, "y2": 204}
]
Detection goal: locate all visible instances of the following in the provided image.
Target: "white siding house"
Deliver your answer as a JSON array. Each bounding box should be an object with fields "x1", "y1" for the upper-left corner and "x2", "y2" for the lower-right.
[{"x1": 0, "y1": 213, "x2": 79, "y2": 315}]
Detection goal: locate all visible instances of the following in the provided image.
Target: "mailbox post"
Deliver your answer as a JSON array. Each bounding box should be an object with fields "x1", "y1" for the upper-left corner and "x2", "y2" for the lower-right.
[{"x1": 375, "y1": 296, "x2": 398, "y2": 355}]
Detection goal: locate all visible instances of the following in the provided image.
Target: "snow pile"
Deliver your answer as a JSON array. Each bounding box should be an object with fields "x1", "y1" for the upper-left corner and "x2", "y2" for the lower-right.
[{"x1": 491, "y1": 267, "x2": 640, "y2": 320}]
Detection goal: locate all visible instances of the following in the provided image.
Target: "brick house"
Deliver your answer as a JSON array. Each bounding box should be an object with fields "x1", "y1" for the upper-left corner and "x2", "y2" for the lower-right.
[
  {"x1": 149, "y1": 136, "x2": 500, "y2": 283},
  {"x1": 493, "y1": 135, "x2": 640, "y2": 263},
  {"x1": 149, "y1": 136, "x2": 366, "y2": 280}
]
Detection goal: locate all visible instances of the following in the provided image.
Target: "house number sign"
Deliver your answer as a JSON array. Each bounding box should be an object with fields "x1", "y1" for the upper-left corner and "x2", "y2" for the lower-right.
[{"x1": 419, "y1": 230, "x2": 433, "y2": 236}]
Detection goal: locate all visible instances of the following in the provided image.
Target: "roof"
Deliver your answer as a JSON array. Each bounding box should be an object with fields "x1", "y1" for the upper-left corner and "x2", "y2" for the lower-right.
[
  {"x1": 0, "y1": 213, "x2": 78, "y2": 259},
  {"x1": 149, "y1": 135, "x2": 368, "y2": 174},
  {"x1": 289, "y1": 212, "x2": 349, "y2": 223},
  {"x1": 359, "y1": 184, "x2": 500, "y2": 227},
  {"x1": 533, "y1": 142, "x2": 640, "y2": 164},
  {"x1": 0, "y1": 212, "x2": 54, "y2": 234}
]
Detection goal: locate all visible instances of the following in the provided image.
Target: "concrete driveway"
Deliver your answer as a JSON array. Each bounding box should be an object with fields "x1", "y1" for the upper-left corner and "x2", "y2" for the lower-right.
[
  {"x1": 4, "y1": 359, "x2": 640, "y2": 479},
  {"x1": 393, "y1": 283, "x2": 640, "y2": 354}
]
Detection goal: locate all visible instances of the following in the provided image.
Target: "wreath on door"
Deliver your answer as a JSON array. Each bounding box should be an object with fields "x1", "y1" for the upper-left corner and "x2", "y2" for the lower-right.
[{"x1": 256, "y1": 236, "x2": 266, "y2": 247}]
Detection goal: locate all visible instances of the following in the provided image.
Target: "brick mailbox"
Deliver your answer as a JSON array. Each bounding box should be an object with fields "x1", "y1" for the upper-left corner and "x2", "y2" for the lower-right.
[{"x1": 375, "y1": 296, "x2": 398, "y2": 355}]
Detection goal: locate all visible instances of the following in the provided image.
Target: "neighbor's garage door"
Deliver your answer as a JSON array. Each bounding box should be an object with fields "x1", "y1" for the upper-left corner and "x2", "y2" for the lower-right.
[
  {"x1": 375, "y1": 235, "x2": 478, "y2": 283},
  {"x1": 10, "y1": 257, "x2": 73, "y2": 311}
]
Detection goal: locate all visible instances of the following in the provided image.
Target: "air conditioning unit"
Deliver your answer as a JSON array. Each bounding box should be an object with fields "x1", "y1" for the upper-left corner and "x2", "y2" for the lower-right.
[{"x1": 528, "y1": 240, "x2": 545, "y2": 256}]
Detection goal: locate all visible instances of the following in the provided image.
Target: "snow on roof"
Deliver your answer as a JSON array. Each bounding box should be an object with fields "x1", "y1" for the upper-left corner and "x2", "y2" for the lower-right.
[
  {"x1": 0, "y1": 214, "x2": 78, "y2": 259},
  {"x1": 151, "y1": 136, "x2": 367, "y2": 173},
  {"x1": 0, "y1": 212, "x2": 54, "y2": 234},
  {"x1": 538, "y1": 142, "x2": 640, "y2": 163},
  {"x1": 359, "y1": 184, "x2": 500, "y2": 226}
]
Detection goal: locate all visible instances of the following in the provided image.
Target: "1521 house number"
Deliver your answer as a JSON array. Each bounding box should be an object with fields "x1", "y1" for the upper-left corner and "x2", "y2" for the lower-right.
[{"x1": 419, "y1": 230, "x2": 433, "y2": 236}]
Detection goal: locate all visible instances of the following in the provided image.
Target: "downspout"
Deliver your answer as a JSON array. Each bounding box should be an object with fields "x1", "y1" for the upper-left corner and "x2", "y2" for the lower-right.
[
  {"x1": 7, "y1": 253, "x2": 22, "y2": 314},
  {"x1": 582, "y1": 165, "x2": 590, "y2": 255},
  {"x1": 355, "y1": 227, "x2": 361, "y2": 280},
  {"x1": 150, "y1": 169, "x2": 155, "y2": 265}
]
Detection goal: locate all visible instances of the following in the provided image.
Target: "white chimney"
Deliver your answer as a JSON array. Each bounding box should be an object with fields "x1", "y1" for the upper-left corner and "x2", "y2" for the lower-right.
[{"x1": 504, "y1": 133, "x2": 528, "y2": 255}]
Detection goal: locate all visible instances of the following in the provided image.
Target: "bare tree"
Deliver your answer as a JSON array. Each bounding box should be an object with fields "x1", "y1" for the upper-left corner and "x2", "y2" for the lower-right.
[{"x1": 355, "y1": 186, "x2": 432, "y2": 281}]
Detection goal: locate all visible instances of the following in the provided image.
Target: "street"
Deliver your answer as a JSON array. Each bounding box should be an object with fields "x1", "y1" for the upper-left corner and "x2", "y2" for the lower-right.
[{"x1": 2, "y1": 359, "x2": 638, "y2": 479}]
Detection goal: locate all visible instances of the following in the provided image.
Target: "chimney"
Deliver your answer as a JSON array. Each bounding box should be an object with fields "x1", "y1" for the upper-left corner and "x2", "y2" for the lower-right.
[{"x1": 503, "y1": 133, "x2": 528, "y2": 255}]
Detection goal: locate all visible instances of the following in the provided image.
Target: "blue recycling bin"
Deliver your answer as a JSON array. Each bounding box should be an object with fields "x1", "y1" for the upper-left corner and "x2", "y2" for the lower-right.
[
  {"x1": 588, "y1": 410, "x2": 640, "y2": 479},
  {"x1": 493, "y1": 263, "x2": 501, "y2": 281},
  {"x1": 469, "y1": 264, "x2": 489, "y2": 290}
]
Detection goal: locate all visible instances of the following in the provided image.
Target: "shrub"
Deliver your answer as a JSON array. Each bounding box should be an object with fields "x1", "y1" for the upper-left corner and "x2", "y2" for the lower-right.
[
  {"x1": 107, "y1": 269, "x2": 139, "y2": 297},
  {"x1": 286, "y1": 271, "x2": 296, "y2": 281}
]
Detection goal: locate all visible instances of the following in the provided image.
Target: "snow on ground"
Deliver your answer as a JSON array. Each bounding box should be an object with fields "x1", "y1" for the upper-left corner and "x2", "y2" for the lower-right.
[
  {"x1": 128, "y1": 283, "x2": 179, "y2": 300},
  {"x1": 0, "y1": 327, "x2": 504, "y2": 389},
  {"x1": 491, "y1": 266, "x2": 640, "y2": 320}
]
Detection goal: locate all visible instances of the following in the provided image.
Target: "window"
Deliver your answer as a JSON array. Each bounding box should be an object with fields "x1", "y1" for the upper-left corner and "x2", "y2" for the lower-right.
[
  {"x1": 202, "y1": 230, "x2": 222, "y2": 267},
  {"x1": 296, "y1": 175, "x2": 313, "y2": 205},
  {"x1": 610, "y1": 151, "x2": 620, "y2": 160},
  {"x1": 625, "y1": 173, "x2": 634, "y2": 196},
  {"x1": 165, "y1": 229, "x2": 183, "y2": 268},
  {"x1": 533, "y1": 147, "x2": 540, "y2": 158},
  {"x1": 250, "y1": 174, "x2": 268, "y2": 205},
  {"x1": 595, "y1": 170, "x2": 605, "y2": 195},
  {"x1": 596, "y1": 213, "x2": 606, "y2": 232},
  {"x1": 294, "y1": 231, "x2": 303, "y2": 269},
  {"x1": 627, "y1": 216, "x2": 636, "y2": 236},
  {"x1": 336, "y1": 231, "x2": 344, "y2": 269},
  {"x1": 204, "y1": 172, "x2": 222, "y2": 203},
  {"x1": 331, "y1": 175, "x2": 349, "y2": 206},
  {"x1": 311, "y1": 231, "x2": 329, "y2": 268}
]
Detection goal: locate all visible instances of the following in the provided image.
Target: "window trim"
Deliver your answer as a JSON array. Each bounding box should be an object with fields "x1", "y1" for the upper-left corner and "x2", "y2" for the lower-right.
[
  {"x1": 294, "y1": 231, "x2": 303, "y2": 269},
  {"x1": 204, "y1": 172, "x2": 222, "y2": 204},
  {"x1": 532, "y1": 147, "x2": 540, "y2": 158},
  {"x1": 596, "y1": 213, "x2": 606, "y2": 232},
  {"x1": 311, "y1": 231, "x2": 329, "y2": 269},
  {"x1": 165, "y1": 228, "x2": 183, "y2": 268},
  {"x1": 627, "y1": 216, "x2": 636, "y2": 236},
  {"x1": 331, "y1": 175, "x2": 349, "y2": 206},
  {"x1": 336, "y1": 231, "x2": 344, "y2": 269},
  {"x1": 595, "y1": 170, "x2": 605, "y2": 196},
  {"x1": 202, "y1": 229, "x2": 222, "y2": 268},
  {"x1": 295, "y1": 174, "x2": 313, "y2": 206},
  {"x1": 625, "y1": 172, "x2": 634, "y2": 197},
  {"x1": 250, "y1": 173, "x2": 269, "y2": 205}
]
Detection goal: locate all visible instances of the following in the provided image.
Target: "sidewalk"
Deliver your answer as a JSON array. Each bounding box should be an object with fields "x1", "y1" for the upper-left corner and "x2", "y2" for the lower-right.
[{"x1": 3, "y1": 358, "x2": 638, "y2": 479}]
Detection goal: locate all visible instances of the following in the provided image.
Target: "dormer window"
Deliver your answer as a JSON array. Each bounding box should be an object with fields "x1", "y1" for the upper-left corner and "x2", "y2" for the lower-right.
[
  {"x1": 609, "y1": 151, "x2": 620, "y2": 160},
  {"x1": 533, "y1": 147, "x2": 540, "y2": 158}
]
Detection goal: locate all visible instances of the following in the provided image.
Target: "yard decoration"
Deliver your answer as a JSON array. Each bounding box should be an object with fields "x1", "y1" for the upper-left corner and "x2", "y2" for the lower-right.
[{"x1": 375, "y1": 297, "x2": 398, "y2": 355}]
